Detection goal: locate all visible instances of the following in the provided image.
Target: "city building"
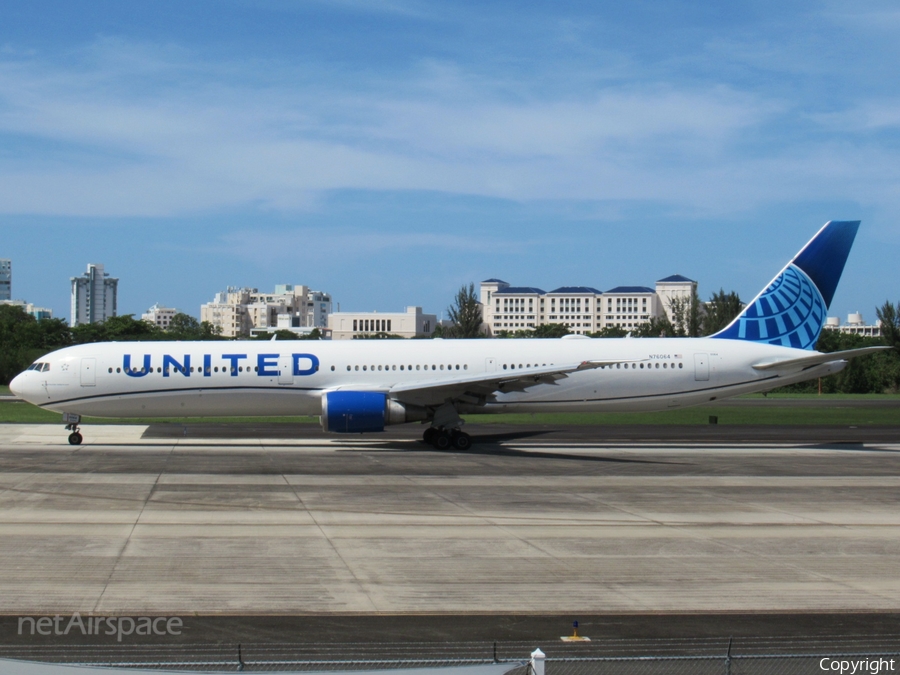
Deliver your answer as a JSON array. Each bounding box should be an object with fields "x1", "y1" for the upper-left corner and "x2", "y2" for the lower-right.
[
  {"x1": 825, "y1": 313, "x2": 882, "y2": 338},
  {"x1": 142, "y1": 303, "x2": 179, "y2": 330},
  {"x1": 480, "y1": 278, "x2": 676, "y2": 335},
  {"x1": 328, "y1": 306, "x2": 436, "y2": 340},
  {"x1": 654, "y1": 274, "x2": 698, "y2": 327},
  {"x1": 0, "y1": 299, "x2": 52, "y2": 320},
  {"x1": 0, "y1": 259, "x2": 10, "y2": 301},
  {"x1": 599, "y1": 286, "x2": 661, "y2": 331},
  {"x1": 70, "y1": 263, "x2": 118, "y2": 327},
  {"x1": 200, "y1": 284, "x2": 332, "y2": 338}
]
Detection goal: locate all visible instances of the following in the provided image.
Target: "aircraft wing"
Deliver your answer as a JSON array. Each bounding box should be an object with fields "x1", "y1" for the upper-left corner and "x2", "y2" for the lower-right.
[
  {"x1": 386, "y1": 358, "x2": 639, "y2": 406},
  {"x1": 751, "y1": 346, "x2": 892, "y2": 371}
]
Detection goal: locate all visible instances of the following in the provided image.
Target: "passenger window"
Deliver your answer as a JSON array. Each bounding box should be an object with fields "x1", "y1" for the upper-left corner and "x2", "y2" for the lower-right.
[
  {"x1": 363, "y1": 366, "x2": 367, "y2": 371},
  {"x1": 116, "y1": 368, "x2": 121, "y2": 373},
  {"x1": 108, "y1": 368, "x2": 113, "y2": 373}
]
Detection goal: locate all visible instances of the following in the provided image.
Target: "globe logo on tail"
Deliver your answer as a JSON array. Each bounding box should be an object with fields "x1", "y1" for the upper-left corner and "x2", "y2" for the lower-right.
[{"x1": 726, "y1": 264, "x2": 826, "y2": 350}]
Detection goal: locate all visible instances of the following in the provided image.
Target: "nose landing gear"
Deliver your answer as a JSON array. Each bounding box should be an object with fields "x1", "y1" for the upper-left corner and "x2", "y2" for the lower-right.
[{"x1": 63, "y1": 412, "x2": 83, "y2": 445}]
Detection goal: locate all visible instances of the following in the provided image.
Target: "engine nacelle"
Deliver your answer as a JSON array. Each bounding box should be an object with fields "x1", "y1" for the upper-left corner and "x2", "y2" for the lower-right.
[{"x1": 320, "y1": 391, "x2": 428, "y2": 433}]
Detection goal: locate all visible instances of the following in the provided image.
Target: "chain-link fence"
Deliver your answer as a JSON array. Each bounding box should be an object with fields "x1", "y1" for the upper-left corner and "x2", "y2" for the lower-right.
[{"x1": 1, "y1": 637, "x2": 899, "y2": 674}]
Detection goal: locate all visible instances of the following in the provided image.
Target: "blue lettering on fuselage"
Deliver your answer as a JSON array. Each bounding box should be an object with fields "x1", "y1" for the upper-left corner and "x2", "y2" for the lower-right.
[
  {"x1": 163, "y1": 354, "x2": 191, "y2": 377},
  {"x1": 125, "y1": 353, "x2": 321, "y2": 378},
  {"x1": 222, "y1": 354, "x2": 247, "y2": 376},
  {"x1": 123, "y1": 354, "x2": 151, "y2": 377},
  {"x1": 258, "y1": 353, "x2": 278, "y2": 376},
  {"x1": 293, "y1": 353, "x2": 319, "y2": 376}
]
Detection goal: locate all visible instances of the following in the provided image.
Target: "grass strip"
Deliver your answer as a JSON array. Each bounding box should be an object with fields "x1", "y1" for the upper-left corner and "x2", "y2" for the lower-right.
[{"x1": 1, "y1": 398, "x2": 897, "y2": 426}]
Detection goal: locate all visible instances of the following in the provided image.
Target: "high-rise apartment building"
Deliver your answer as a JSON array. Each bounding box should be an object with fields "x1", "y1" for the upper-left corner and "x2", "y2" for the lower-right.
[
  {"x1": 70, "y1": 263, "x2": 118, "y2": 327},
  {"x1": 0, "y1": 259, "x2": 10, "y2": 301}
]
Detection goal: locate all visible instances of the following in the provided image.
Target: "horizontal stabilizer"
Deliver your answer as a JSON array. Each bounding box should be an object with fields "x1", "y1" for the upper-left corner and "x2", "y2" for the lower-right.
[{"x1": 751, "y1": 346, "x2": 892, "y2": 371}]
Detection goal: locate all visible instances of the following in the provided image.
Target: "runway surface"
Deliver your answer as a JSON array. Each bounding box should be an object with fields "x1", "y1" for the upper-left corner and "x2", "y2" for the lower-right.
[{"x1": 1, "y1": 423, "x2": 900, "y2": 620}]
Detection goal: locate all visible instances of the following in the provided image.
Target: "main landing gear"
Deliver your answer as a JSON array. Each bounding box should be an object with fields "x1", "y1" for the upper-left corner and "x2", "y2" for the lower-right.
[
  {"x1": 422, "y1": 401, "x2": 472, "y2": 450},
  {"x1": 423, "y1": 427, "x2": 472, "y2": 450},
  {"x1": 63, "y1": 412, "x2": 83, "y2": 445}
]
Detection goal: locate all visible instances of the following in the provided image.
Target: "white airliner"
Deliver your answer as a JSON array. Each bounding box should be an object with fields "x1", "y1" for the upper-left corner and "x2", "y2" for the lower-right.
[{"x1": 10, "y1": 220, "x2": 888, "y2": 449}]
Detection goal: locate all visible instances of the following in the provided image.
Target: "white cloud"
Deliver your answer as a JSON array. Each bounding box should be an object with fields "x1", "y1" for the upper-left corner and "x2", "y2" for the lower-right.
[{"x1": 0, "y1": 36, "x2": 898, "y2": 224}]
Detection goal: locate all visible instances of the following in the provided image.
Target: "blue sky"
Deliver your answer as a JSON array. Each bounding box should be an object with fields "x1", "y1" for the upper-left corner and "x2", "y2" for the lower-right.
[{"x1": 1, "y1": 0, "x2": 898, "y2": 324}]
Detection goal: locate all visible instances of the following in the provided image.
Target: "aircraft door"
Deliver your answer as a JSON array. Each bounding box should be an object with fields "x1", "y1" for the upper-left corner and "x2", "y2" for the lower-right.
[
  {"x1": 485, "y1": 357, "x2": 496, "y2": 373},
  {"x1": 693, "y1": 353, "x2": 709, "y2": 381},
  {"x1": 80, "y1": 358, "x2": 96, "y2": 387},
  {"x1": 278, "y1": 355, "x2": 293, "y2": 385}
]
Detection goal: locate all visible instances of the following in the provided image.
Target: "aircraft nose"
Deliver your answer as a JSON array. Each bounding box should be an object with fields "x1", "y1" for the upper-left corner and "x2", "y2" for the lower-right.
[{"x1": 9, "y1": 371, "x2": 26, "y2": 399}]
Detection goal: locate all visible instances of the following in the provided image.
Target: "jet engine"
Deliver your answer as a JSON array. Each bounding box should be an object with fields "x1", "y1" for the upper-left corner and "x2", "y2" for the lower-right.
[{"x1": 320, "y1": 391, "x2": 428, "y2": 433}]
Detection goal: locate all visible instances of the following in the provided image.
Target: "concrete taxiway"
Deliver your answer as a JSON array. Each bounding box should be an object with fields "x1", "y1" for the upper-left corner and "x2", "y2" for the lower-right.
[{"x1": 0, "y1": 423, "x2": 899, "y2": 616}]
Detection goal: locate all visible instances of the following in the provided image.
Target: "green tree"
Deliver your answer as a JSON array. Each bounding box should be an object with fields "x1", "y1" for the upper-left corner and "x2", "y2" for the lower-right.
[
  {"x1": 703, "y1": 289, "x2": 744, "y2": 336},
  {"x1": 532, "y1": 323, "x2": 570, "y2": 338},
  {"x1": 589, "y1": 325, "x2": 628, "y2": 338},
  {"x1": 199, "y1": 321, "x2": 223, "y2": 338},
  {"x1": 775, "y1": 329, "x2": 900, "y2": 394},
  {"x1": 445, "y1": 283, "x2": 483, "y2": 338},
  {"x1": 667, "y1": 289, "x2": 703, "y2": 337},
  {"x1": 633, "y1": 315, "x2": 676, "y2": 338},
  {"x1": 71, "y1": 315, "x2": 162, "y2": 343},
  {"x1": 167, "y1": 313, "x2": 202, "y2": 338},
  {"x1": 0, "y1": 305, "x2": 72, "y2": 384},
  {"x1": 876, "y1": 300, "x2": 900, "y2": 351},
  {"x1": 299, "y1": 327, "x2": 323, "y2": 340}
]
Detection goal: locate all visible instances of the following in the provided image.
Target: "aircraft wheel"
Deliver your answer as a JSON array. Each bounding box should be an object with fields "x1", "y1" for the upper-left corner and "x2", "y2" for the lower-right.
[
  {"x1": 423, "y1": 427, "x2": 438, "y2": 444},
  {"x1": 68, "y1": 432, "x2": 83, "y2": 446},
  {"x1": 432, "y1": 432, "x2": 451, "y2": 450},
  {"x1": 451, "y1": 432, "x2": 472, "y2": 450}
]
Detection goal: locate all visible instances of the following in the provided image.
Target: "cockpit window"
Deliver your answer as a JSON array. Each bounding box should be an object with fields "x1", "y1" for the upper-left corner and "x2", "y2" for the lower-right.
[
  {"x1": 41, "y1": 363, "x2": 50, "y2": 372},
  {"x1": 27, "y1": 362, "x2": 50, "y2": 372}
]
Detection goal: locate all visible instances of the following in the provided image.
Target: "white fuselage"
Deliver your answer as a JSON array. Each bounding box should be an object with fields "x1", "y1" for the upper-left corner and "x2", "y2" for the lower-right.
[{"x1": 10, "y1": 337, "x2": 844, "y2": 420}]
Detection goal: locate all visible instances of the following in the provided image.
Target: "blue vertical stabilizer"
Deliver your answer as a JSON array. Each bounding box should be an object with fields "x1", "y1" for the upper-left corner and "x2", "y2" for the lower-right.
[{"x1": 711, "y1": 220, "x2": 860, "y2": 350}]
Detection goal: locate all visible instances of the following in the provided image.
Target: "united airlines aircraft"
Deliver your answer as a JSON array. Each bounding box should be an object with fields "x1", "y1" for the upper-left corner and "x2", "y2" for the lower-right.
[{"x1": 10, "y1": 221, "x2": 887, "y2": 448}]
